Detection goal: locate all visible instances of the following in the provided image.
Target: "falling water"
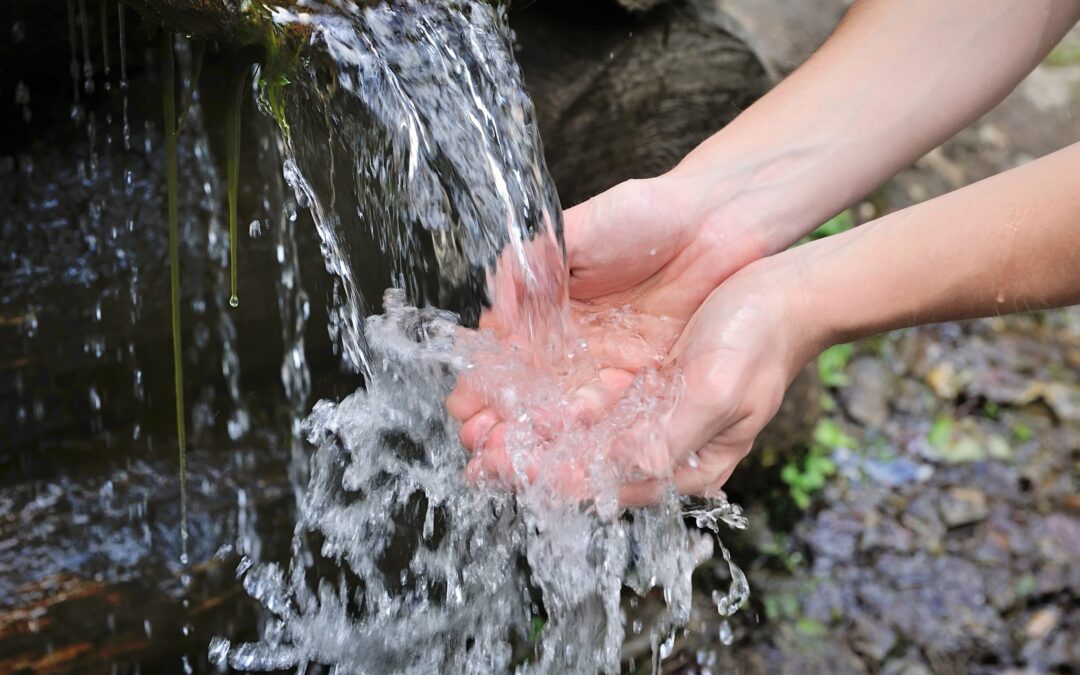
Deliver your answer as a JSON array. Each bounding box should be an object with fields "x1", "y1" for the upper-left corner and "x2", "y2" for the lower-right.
[{"x1": 208, "y1": 1, "x2": 749, "y2": 673}]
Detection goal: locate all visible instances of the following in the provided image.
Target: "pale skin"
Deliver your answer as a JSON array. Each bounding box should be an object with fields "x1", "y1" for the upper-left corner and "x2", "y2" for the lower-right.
[{"x1": 448, "y1": 0, "x2": 1080, "y2": 505}]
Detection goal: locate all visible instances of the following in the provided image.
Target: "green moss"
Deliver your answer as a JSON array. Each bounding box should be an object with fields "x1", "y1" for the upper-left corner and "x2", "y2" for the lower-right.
[{"x1": 242, "y1": 1, "x2": 307, "y2": 134}]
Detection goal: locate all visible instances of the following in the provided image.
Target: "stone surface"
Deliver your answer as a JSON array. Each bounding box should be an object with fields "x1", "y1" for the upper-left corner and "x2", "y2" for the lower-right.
[{"x1": 939, "y1": 487, "x2": 989, "y2": 528}]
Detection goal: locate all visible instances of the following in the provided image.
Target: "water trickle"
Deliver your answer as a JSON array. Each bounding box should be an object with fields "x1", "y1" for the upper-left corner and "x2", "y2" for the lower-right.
[
  {"x1": 216, "y1": 1, "x2": 749, "y2": 672},
  {"x1": 13, "y1": 82, "x2": 32, "y2": 124},
  {"x1": 66, "y1": 0, "x2": 83, "y2": 123},
  {"x1": 99, "y1": 0, "x2": 112, "y2": 92},
  {"x1": 78, "y1": 0, "x2": 95, "y2": 95},
  {"x1": 118, "y1": 2, "x2": 130, "y2": 150}
]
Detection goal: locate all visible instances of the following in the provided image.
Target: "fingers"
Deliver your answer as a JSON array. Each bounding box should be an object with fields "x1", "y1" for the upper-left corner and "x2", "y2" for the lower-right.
[
  {"x1": 616, "y1": 445, "x2": 746, "y2": 508},
  {"x1": 446, "y1": 380, "x2": 484, "y2": 421},
  {"x1": 458, "y1": 409, "x2": 499, "y2": 451},
  {"x1": 566, "y1": 368, "x2": 635, "y2": 420}
]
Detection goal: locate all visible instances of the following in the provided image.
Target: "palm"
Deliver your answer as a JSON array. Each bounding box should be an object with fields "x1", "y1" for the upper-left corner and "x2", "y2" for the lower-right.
[
  {"x1": 448, "y1": 176, "x2": 769, "y2": 499},
  {"x1": 565, "y1": 176, "x2": 763, "y2": 321}
]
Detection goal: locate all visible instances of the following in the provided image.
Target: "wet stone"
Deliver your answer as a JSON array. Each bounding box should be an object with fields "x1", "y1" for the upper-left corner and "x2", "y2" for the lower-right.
[
  {"x1": 859, "y1": 517, "x2": 914, "y2": 553},
  {"x1": 899, "y1": 492, "x2": 946, "y2": 553},
  {"x1": 851, "y1": 612, "x2": 897, "y2": 662},
  {"x1": 1035, "y1": 513, "x2": 1080, "y2": 562},
  {"x1": 1024, "y1": 606, "x2": 1061, "y2": 641},
  {"x1": 843, "y1": 357, "x2": 893, "y2": 428},
  {"x1": 939, "y1": 487, "x2": 989, "y2": 528}
]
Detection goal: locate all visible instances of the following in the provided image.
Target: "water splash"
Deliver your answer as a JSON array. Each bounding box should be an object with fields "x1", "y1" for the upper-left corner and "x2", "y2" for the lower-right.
[{"x1": 214, "y1": 1, "x2": 749, "y2": 672}]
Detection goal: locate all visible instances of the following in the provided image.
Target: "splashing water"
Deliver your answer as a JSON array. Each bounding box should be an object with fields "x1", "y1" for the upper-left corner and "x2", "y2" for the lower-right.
[{"x1": 215, "y1": 1, "x2": 749, "y2": 672}]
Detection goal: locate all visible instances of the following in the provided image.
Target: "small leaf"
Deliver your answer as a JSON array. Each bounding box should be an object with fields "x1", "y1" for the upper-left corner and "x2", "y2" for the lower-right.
[
  {"x1": 1012, "y1": 422, "x2": 1033, "y2": 442},
  {"x1": 928, "y1": 415, "x2": 953, "y2": 449},
  {"x1": 818, "y1": 344, "x2": 854, "y2": 388},
  {"x1": 813, "y1": 419, "x2": 856, "y2": 450},
  {"x1": 796, "y1": 618, "x2": 829, "y2": 637}
]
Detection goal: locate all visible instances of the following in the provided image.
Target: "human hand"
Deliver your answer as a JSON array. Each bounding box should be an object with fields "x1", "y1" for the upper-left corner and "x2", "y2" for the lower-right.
[
  {"x1": 449, "y1": 239, "x2": 818, "y2": 505},
  {"x1": 614, "y1": 262, "x2": 818, "y2": 505},
  {"x1": 563, "y1": 173, "x2": 769, "y2": 320}
]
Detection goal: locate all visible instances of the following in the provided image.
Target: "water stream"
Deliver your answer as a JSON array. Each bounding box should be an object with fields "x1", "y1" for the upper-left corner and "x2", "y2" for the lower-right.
[{"x1": 211, "y1": 1, "x2": 749, "y2": 672}]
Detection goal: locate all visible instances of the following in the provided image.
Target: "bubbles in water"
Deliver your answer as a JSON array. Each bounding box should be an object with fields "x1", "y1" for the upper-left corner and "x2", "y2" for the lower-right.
[{"x1": 208, "y1": 637, "x2": 231, "y2": 667}]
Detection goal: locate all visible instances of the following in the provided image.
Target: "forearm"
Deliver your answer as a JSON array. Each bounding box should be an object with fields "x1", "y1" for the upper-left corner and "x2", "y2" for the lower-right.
[
  {"x1": 671, "y1": 0, "x2": 1080, "y2": 254},
  {"x1": 778, "y1": 142, "x2": 1080, "y2": 356}
]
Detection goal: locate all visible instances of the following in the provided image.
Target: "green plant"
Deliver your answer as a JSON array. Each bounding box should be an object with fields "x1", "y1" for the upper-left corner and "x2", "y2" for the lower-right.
[
  {"x1": 817, "y1": 343, "x2": 855, "y2": 388},
  {"x1": 928, "y1": 414, "x2": 953, "y2": 449},
  {"x1": 780, "y1": 420, "x2": 852, "y2": 509},
  {"x1": 805, "y1": 210, "x2": 855, "y2": 242},
  {"x1": 1011, "y1": 421, "x2": 1033, "y2": 442}
]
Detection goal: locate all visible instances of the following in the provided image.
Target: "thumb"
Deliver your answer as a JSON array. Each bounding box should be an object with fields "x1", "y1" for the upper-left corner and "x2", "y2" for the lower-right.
[{"x1": 562, "y1": 196, "x2": 599, "y2": 273}]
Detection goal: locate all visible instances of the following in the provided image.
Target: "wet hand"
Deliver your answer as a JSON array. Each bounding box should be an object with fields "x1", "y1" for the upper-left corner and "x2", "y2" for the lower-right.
[{"x1": 563, "y1": 174, "x2": 769, "y2": 320}]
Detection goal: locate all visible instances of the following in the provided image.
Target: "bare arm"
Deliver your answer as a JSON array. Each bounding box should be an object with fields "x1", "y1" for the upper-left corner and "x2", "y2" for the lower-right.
[
  {"x1": 784, "y1": 142, "x2": 1080, "y2": 354},
  {"x1": 672, "y1": 0, "x2": 1080, "y2": 255}
]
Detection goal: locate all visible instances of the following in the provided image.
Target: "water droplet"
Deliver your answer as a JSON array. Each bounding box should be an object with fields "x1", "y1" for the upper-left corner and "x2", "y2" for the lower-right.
[
  {"x1": 229, "y1": 295, "x2": 240, "y2": 308},
  {"x1": 718, "y1": 619, "x2": 734, "y2": 646}
]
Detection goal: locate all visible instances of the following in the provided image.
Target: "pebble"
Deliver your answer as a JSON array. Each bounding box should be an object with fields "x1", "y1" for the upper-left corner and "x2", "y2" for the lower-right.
[
  {"x1": 844, "y1": 358, "x2": 893, "y2": 428},
  {"x1": 939, "y1": 487, "x2": 989, "y2": 528},
  {"x1": 1024, "y1": 607, "x2": 1060, "y2": 641}
]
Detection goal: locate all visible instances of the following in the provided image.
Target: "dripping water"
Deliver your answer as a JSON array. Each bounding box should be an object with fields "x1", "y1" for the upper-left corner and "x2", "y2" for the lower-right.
[{"x1": 118, "y1": 2, "x2": 131, "y2": 151}]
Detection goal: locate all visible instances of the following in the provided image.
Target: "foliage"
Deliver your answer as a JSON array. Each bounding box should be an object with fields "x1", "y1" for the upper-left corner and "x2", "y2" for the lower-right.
[
  {"x1": 817, "y1": 343, "x2": 854, "y2": 388},
  {"x1": 1011, "y1": 421, "x2": 1033, "y2": 442},
  {"x1": 804, "y1": 209, "x2": 855, "y2": 242},
  {"x1": 928, "y1": 414, "x2": 953, "y2": 449},
  {"x1": 780, "y1": 419, "x2": 853, "y2": 509}
]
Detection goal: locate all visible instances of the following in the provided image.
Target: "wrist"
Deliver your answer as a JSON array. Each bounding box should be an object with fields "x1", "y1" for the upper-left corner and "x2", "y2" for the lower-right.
[
  {"x1": 735, "y1": 247, "x2": 836, "y2": 380},
  {"x1": 665, "y1": 144, "x2": 845, "y2": 260}
]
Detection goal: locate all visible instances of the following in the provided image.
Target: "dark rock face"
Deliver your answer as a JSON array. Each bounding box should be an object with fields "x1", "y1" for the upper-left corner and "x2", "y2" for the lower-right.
[{"x1": 516, "y1": 0, "x2": 769, "y2": 206}]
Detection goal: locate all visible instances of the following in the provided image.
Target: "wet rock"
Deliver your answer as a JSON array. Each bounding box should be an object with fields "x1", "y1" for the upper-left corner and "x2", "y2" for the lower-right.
[
  {"x1": 851, "y1": 612, "x2": 897, "y2": 662},
  {"x1": 882, "y1": 652, "x2": 932, "y2": 675},
  {"x1": 862, "y1": 456, "x2": 934, "y2": 487},
  {"x1": 802, "y1": 507, "x2": 862, "y2": 568},
  {"x1": 1042, "y1": 382, "x2": 1080, "y2": 422},
  {"x1": 1024, "y1": 606, "x2": 1060, "y2": 641},
  {"x1": 939, "y1": 487, "x2": 989, "y2": 528},
  {"x1": 843, "y1": 357, "x2": 893, "y2": 428},
  {"x1": 1035, "y1": 513, "x2": 1080, "y2": 562},
  {"x1": 925, "y1": 362, "x2": 967, "y2": 400},
  {"x1": 900, "y1": 493, "x2": 946, "y2": 553},
  {"x1": 859, "y1": 517, "x2": 914, "y2": 553}
]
